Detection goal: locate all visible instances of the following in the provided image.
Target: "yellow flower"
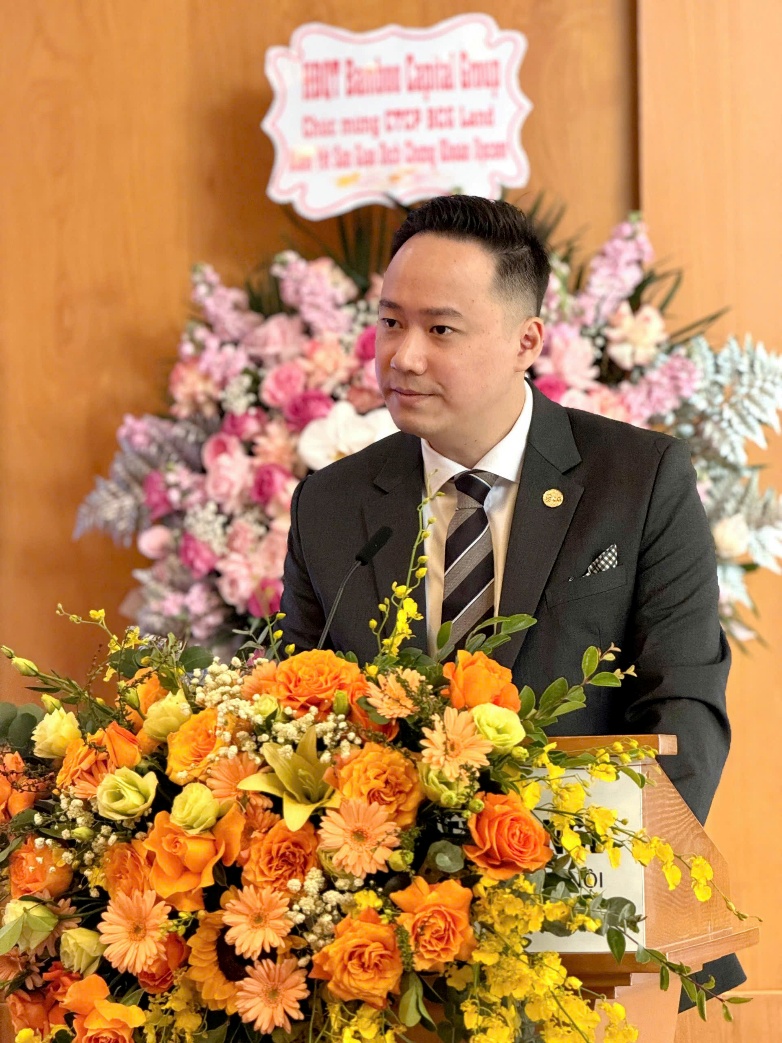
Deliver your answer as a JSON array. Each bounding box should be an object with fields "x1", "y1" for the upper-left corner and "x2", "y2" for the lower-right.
[
  {"x1": 551, "y1": 781, "x2": 586, "y2": 814},
  {"x1": 446, "y1": 964, "x2": 473, "y2": 991},
  {"x1": 607, "y1": 843, "x2": 623, "y2": 869},
  {"x1": 32, "y1": 708, "x2": 82, "y2": 760},
  {"x1": 560, "y1": 826, "x2": 588, "y2": 864},
  {"x1": 586, "y1": 804, "x2": 616, "y2": 837},
  {"x1": 569, "y1": 913, "x2": 602, "y2": 933},
  {"x1": 662, "y1": 861, "x2": 682, "y2": 889},
  {"x1": 588, "y1": 762, "x2": 618, "y2": 782},
  {"x1": 518, "y1": 780, "x2": 541, "y2": 809},
  {"x1": 542, "y1": 900, "x2": 571, "y2": 923},
  {"x1": 630, "y1": 835, "x2": 656, "y2": 866},
  {"x1": 353, "y1": 890, "x2": 383, "y2": 912}
]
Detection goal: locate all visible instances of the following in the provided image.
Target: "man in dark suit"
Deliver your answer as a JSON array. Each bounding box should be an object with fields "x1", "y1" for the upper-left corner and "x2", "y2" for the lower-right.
[{"x1": 280, "y1": 195, "x2": 742, "y2": 998}]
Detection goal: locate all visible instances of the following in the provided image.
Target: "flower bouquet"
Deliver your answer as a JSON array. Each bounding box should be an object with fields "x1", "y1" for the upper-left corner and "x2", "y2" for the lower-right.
[
  {"x1": 0, "y1": 526, "x2": 748, "y2": 1043},
  {"x1": 76, "y1": 206, "x2": 782, "y2": 648}
]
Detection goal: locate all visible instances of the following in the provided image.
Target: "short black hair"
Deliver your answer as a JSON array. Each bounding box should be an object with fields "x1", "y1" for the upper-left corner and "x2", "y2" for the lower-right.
[{"x1": 390, "y1": 195, "x2": 551, "y2": 315}]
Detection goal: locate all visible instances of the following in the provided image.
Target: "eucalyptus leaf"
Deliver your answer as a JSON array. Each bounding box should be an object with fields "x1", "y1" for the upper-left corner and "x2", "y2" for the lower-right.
[
  {"x1": 606, "y1": 927, "x2": 626, "y2": 963},
  {"x1": 581, "y1": 646, "x2": 600, "y2": 678},
  {"x1": 696, "y1": 989, "x2": 707, "y2": 1019}
]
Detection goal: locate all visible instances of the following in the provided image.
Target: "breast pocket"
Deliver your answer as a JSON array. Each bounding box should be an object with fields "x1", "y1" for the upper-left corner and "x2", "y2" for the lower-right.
[{"x1": 545, "y1": 564, "x2": 628, "y2": 608}]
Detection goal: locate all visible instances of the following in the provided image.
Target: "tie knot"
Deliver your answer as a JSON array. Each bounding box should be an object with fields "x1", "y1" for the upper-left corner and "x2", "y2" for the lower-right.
[{"x1": 453, "y1": 470, "x2": 496, "y2": 508}]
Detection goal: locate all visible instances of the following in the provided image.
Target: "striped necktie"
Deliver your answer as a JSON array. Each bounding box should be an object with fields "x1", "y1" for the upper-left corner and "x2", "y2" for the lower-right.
[{"x1": 441, "y1": 470, "x2": 497, "y2": 650}]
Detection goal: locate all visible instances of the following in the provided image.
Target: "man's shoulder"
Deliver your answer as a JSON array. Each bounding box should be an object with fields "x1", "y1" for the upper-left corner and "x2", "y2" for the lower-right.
[
  {"x1": 299, "y1": 430, "x2": 418, "y2": 500},
  {"x1": 563, "y1": 402, "x2": 680, "y2": 463}
]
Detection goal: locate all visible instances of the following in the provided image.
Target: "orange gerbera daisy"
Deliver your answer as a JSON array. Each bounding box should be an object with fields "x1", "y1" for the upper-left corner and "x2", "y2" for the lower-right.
[
  {"x1": 223, "y1": 886, "x2": 292, "y2": 959},
  {"x1": 420, "y1": 707, "x2": 492, "y2": 782},
  {"x1": 365, "y1": 669, "x2": 422, "y2": 720},
  {"x1": 98, "y1": 890, "x2": 170, "y2": 975},
  {"x1": 235, "y1": 958, "x2": 309, "y2": 1035},
  {"x1": 318, "y1": 799, "x2": 400, "y2": 878},
  {"x1": 206, "y1": 753, "x2": 268, "y2": 803}
]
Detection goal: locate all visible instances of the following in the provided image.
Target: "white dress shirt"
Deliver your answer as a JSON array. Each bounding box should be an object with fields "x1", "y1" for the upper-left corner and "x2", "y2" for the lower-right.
[{"x1": 421, "y1": 384, "x2": 534, "y2": 655}]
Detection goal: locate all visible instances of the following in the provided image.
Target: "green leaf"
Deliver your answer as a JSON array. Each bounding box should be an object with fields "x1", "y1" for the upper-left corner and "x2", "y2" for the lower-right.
[
  {"x1": 722, "y1": 1005, "x2": 734, "y2": 1022},
  {"x1": 399, "y1": 973, "x2": 424, "y2": 1027},
  {"x1": 518, "y1": 686, "x2": 536, "y2": 718},
  {"x1": 196, "y1": 1023, "x2": 229, "y2": 1043},
  {"x1": 0, "y1": 918, "x2": 24, "y2": 955},
  {"x1": 427, "y1": 840, "x2": 464, "y2": 874},
  {"x1": 436, "y1": 621, "x2": 453, "y2": 650},
  {"x1": 538, "y1": 677, "x2": 568, "y2": 713},
  {"x1": 0, "y1": 703, "x2": 18, "y2": 739},
  {"x1": 634, "y1": 945, "x2": 651, "y2": 965},
  {"x1": 589, "y1": 671, "x2": 622, "y2": 688},
  {"x1": 681, "y1": 978, "x2": 698, "y2": 1003},
  {"x1": 356, "y1": 697, "x2": 390, "y2": 726},
  {"x1": 120, "y1": 989, "x2": 144, "y2": 1007},
  {"x1": 659, "y1": 965, "x2": 670, "y2": 991},
  {"x1": 606, "y1": 927, "x2": 626, "y2": 963},
  {"x1": 725, "y1": 996, "x2": 753, "y2": 1004},
  {"x1": 180, "y1": 647, "x2": 216, "y2": 672},
  {"x1": 7, "y1": 713, "x2": 39, "y2": 752},
  {"x1": 0, "y1": 835, "x2": 24, "y2": 864},
  {"x1": 696, "y1": 988, "x2": 707, "y2": 1020},
  {"x1": 581, "y1": 646, "x2": 600, "y2": 678}
]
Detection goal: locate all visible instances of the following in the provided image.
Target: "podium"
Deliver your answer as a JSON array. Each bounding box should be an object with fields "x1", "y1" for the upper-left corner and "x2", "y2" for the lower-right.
[{"x1": 412, "y1": 735, "x2": 758, "y2": 1043}]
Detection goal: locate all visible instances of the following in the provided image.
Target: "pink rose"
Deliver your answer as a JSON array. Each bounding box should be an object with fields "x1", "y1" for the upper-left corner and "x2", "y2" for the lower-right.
[
  {"x1": 261, "y1": 362, "x2": 307, "y2": 409},
  {"x1": 534, "y1": 375, "x2": 569, "y2": 403},
  {"x1": 536, "y1": 323, "x2": 599, "y2": 390},
  {"x1": 143, "y1": 472, "x2": 173, "y2": 522},
  {"x1": 354, "y1": 326, "x2": 377, "y2": 362},
  {"x1": 169, "y1": 358, "x2": 219, "y2": 419},
  {"x1": 248, "y1": 579, "x2": 283, "y2": 618},
  {"x1": 221, "y1": 408, "x2": 268, "y2": 441},
  {"x1": 202, "y1": 432, "x2": 243, "y2": 471},
  {"x1": 283, "y1": 389, "x2": 334, "y2": 431},
  {"x1": 251, "y1": 463, "x2": 295, "y2": 509},
  {"x1": 179, "y1": 532, "x2": 219, "y2": 579},
  {"x1": 137, "y1": 525, "x2": 174, "y2": 560},
  {"x1": 253, "y1": 419, "x2": 299, "y2": 471},
  {"x1": 254, "y1": 524, "x2": 289, "y2": 576},
  {"x1": 216, "y1": 553, "x2": 258, "y2": 612}
]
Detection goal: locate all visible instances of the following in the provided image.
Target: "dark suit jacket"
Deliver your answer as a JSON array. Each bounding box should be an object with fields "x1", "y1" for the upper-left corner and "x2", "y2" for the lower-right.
[{"x1": 280, "y1": 385, "x2": 743, "y2": 998}]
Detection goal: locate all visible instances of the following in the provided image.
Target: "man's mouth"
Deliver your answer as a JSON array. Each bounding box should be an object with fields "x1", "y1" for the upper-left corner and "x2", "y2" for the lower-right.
[{"x1": 389, "y1": 387, "x2": 430, "y2": 397}]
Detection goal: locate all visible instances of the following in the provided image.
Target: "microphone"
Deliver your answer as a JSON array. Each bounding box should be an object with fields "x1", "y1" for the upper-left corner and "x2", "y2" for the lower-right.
[{"x1": 316, "y1": 526, "x2": 393, "y2": 650}]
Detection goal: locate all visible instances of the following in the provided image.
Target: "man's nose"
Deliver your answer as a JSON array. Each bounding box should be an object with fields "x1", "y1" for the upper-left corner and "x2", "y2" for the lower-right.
[{"x1": 389, "y1": 331, "x2": 427, "y2": 374}]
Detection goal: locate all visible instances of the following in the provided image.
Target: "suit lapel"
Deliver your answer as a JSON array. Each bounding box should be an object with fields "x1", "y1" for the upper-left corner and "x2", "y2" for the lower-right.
[
  {"x1": 361, "y1": 434, "x2": 429, "y2": 650},
  {"x1": 495, "y1": 388, "x2": 584, "y2": 669}
]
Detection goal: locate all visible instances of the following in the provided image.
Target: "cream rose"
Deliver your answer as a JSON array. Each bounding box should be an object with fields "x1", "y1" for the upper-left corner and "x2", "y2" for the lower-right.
[
  {"x1": 59, "y1": 928, "x2": 107, "y2": 976},
  {"x1": 95, "y1": 767, "x2": 157, "y2": 822},
  {"x1": 170, "y1": 782, "x2": 220, "y2": 833},
  {"x1": 471, "y1": 704, "x2": 526, "y2": 753},
  {"x1": 144, "y1": 691, "x2": 192, "y2": 741},
  {"x1": 32, "y1": 708, "x2": 82, "y2": 760}
]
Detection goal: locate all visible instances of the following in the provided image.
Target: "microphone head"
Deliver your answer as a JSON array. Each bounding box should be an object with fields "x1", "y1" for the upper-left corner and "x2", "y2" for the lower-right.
[{"x1": 356, "y1": 526, "x2": 393, "y2": 566}]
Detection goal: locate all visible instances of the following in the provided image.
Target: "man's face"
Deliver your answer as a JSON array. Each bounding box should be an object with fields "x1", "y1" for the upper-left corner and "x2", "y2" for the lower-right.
[{"x1": 375, "y1": 233, "x2": 542, "y2": 466}]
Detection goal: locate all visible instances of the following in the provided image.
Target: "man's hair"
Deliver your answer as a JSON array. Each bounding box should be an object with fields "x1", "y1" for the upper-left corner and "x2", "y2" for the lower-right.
[{"x1": 390, "y1": 195, "x2": 551, "y2": 315}]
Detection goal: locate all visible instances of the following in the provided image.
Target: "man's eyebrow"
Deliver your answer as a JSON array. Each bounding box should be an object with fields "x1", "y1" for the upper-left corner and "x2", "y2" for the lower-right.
[{"x1": 378, "y1": 298, "x2": 465, "y2": 320}]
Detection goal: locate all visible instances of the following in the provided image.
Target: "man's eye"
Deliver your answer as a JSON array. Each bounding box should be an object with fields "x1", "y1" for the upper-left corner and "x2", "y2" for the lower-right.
[
  {"x1": 379, "y1": 317, "x2": 399, "y2": 329},
  {"x1": 431, "y1": 325, "x2": 454, "y2": 336}
]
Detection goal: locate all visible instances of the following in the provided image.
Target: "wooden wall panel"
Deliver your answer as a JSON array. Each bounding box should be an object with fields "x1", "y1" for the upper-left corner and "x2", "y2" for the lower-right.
[
  {"x1": 0, "y1": 0, "x2": 637, "y2": 700},
  {"x1": 640, "y1": 0, "x2": 782, "y2": 1032}
]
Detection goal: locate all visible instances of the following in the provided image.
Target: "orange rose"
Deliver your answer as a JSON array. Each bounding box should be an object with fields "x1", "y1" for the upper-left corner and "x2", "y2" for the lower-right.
[
  {"x1": 347, "y1": 685, "x2": 399, "y2": 741},
  {"x1": 0, "y1": 752, "x2": 42, "y2": 822},
  {"x1": 274, "y1": 650, "x2": 368, "y2": 718},
  {"x1": 7, "y1": 988, "x2": 64, "y2": 1037},
  {"x1": 132, "y1": 669, "x2": 169, "y2": 714},
  {"x1": 143, "y1": 804, "x2": 245, "y2": 911},
  {"x1": 310, "y1": 909, "x2": 403, "y2": 1008},
  {"x1": 390, "y1": 877, "x2": 476, "y2": 972},
  {"x1": 56, "y1": 723, "x2": 140, "y2": 799},
  {"x1": 43, "y1": 961, "x2": 82, "y2": 1003},
  {"x1": 10, "y1": 836, "x2": 73, "y2": 899},
  {"x1": 137, "y1": 932, "x2": 189, "y2": 993},
  {"x1": 329, "y1": 742, "x2": 423, "y2": 828},
  {"x1": 241, "y1": 819, "x2": 319, "y2": 890},
  {"x1": 166, "y1": 707, "x2": 223, "y2": 782},
  {"x1": 63, "y1": 974, "x2": 144, "y2": 1043},
  {"x1": 101, "y1": 839, "x2": 152, "y2": 899},
  {"x1": 464, "y1": 791, "x2": 552, "y2": 879},
  {"x1": 442, "y1": 650, "x2": 521, "y2": 712}
]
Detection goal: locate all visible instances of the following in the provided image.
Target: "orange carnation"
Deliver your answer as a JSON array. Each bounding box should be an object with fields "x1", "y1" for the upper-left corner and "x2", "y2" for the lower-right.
[
  {"x1": 166, "y1": 707, "x2": 223, "y2": 783},
  {"x1": 310, "y1": 908, "x2": 403, "y2": 1009},
  {"x1": 137, "y1": 932, "x2": 190, "y2": 994},
  {"x1": 143, "y1": 804, "x2": 245, "y2": 911},
  {"x1": 442, "y1": 650, "x2": 521, "y2": 712},
  {"x1": 56, "y1": 723, "x2": 140, "y2": 800},
  {"x1": 9, "y1": 836, "x2": 73, "y2": 899},
  {"x1": 390, "y1": 877, "x2": 476, "y2": 972},
  {"x1": 464, "y1": 791, "x2": 552, "y2": 879},
  {"x1": 101, "y1": 839, "x2": 152, "y2": 900},
  {"x1": 241, "y1": 659, "x2": 282, "y2": 701},
  {"x1": 329, "y1": 742, "x2": 423, "y2": 829},
  {"x1": 274, "y1": 649, "x2": 368, "y2": 719},
  {"x1": 63, "y1": 974, "x2": 144, "y2": 1043},
  {"x1": 0, "y1": 752, "x2": 42, "y2": 822},
  {"x1": 241, "y1": 819, "x2": 318, "y2": 891}
]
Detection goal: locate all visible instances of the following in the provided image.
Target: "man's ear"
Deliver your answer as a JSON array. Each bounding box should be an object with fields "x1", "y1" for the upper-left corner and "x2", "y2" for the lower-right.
[{"x1": 517, "y1": 317, "x2": 545, "y2": 370}]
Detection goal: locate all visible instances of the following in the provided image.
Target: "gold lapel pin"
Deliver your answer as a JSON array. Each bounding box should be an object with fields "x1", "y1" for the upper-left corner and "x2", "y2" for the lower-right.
[{"x1": 543, "y1": 488, "x2": 564, "y2": 508}]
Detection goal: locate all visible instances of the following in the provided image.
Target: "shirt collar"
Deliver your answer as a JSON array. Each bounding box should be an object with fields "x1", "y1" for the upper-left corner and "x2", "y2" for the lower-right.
[{"x1": 421, "y1": 381, "x2": 534, "y2": 495}]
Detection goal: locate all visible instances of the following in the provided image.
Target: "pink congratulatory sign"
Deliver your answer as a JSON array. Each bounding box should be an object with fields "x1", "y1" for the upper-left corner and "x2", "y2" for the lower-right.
[{"x1": 263, "y1": 15, "x2": 531, "y2": 219}]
